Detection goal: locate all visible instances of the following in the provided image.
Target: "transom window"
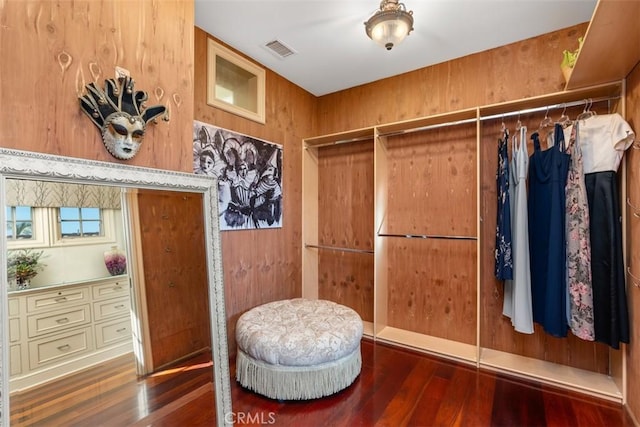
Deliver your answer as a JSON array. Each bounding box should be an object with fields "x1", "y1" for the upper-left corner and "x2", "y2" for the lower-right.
[
  {"x1": 58, "y1": 207, "x2": 103, "y2": 238},
  {"x1": 5, "y1": 206, "x2": 34, "y2": 240}
]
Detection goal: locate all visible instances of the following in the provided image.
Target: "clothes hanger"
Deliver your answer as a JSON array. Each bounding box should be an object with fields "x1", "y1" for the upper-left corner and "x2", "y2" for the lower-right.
[
  {"x1": 538, "y1": 107, "x2": 554, "y2": 131},
  {"x1": 576, "y1": 98, "x2": 596, "y2": 121},
  {"x1": 557, "y1": 104, "x2": 573, "y2": 128}
]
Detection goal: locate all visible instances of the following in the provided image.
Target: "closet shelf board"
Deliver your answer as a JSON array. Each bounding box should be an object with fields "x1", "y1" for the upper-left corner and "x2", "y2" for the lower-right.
[
  {"x1": 376, "y1": 326, "x2": 477, "y2": 364},
  {"x1": 304, "y1": 127, "x2": 375, "y2": 148},
  {"x1": 480, "y1": 348, "x2": 622, "y2": 402},
  {"x1": 566, "y1": 0, "x2": 640, "y2": 90},
  {"x1": 479, "y1": 81, "x2": 622, "y2": 119},
  {"x1": 375, "y1": 108, "x2": 478, "y2": 137}
]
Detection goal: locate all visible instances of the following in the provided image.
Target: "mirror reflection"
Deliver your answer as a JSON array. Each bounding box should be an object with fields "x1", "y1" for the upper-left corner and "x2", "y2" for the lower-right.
[{"x1": 3, "y1": 169, "x2": 228, "y2": 426}]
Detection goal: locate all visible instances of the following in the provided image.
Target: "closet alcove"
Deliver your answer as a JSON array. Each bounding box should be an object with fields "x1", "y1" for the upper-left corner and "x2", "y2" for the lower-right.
[{"x1": 302, "y1": 80, "x2": 627, "y2": 402}]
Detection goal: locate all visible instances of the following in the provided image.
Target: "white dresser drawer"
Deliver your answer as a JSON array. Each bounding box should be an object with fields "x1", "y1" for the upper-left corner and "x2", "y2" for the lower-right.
[
  {"x1": 93, "y1": 296, "x2": 130, "y2": 321},
  {"x1": 8, "y1": 297, "x2": 20, "y2": 316},
  {"x1": 92, "y1": 279, "x2": 129, "y2": 300},
  {"x1": 27, "y1": 287, "x2": 90, "y2": 313},
  {"x1": 28, "y1": 327, "x2": 93, "y2": 370},
  {"x1": 9, "y1": 318, "x2": 20, "y2": 343},
  {"x1": 10, "y1": 344, "x2": 22, "y2": 377},
  {"x1": 95, "y1": 318, "x2": 132, "y2": 348},
  {"x1": 27, "y1": 304, "x2": 91, "y2": 338}
]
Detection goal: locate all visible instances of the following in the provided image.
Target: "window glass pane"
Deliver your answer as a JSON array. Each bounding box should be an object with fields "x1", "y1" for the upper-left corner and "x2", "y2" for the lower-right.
[
  {"x1": 61, "y1": 221, "x2": 81, "y2": 236},
  {"x1": 81, "y1": 207, "x2": 100, "y2": 220},
  {"x1": 7, "y1": 206, "x2": 33, "y2": 240},
  {"x1": 60, "y1": 207, "x2": 80, "y2": 220},
  {"x1": 83, "y1": 221, "x2": 101, "y2": 236},
  {"x1": 15, "y1": 206, "x2": 32, "y2": 221},
  {"x1": 16, "y1": 221, "x2": 32, "y2": 238}
]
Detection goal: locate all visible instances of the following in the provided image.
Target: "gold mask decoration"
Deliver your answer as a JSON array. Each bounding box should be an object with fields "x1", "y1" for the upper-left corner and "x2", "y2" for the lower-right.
[{"x1": 79, "y1": 76, "x2": 168, "y2": 160}]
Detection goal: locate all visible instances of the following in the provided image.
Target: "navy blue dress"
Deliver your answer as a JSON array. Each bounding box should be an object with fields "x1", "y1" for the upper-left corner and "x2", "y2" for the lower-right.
[
  {"x1": 528, "y1": 125, "x2": 570, "y2": 337},
  {"x1": 495, "y1": 129, "x2": 513, "y2": 280}
]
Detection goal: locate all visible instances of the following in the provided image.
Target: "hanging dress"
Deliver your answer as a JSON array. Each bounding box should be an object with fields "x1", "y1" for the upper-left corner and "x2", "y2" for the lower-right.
[
  {"x1": 502, "y1": 126, "x2": 533, "y2": 334},
  {"x1": 578, "y1": 113, "x2": 635, "y2": 349},
  {"x1": 495, "y1": 128, "x2": 513, "y2": 281},
  {"x1": 528, "y1": 127, "x2": 570, "y2": 337},
  {"x1": 564, "y1": 122, "x2": 595, "y2": 341}
]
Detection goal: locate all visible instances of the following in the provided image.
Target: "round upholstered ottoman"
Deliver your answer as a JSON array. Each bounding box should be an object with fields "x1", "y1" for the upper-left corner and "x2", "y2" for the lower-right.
[{"x1": 235, "y1": 298, "x2": 363, "y2": 400}]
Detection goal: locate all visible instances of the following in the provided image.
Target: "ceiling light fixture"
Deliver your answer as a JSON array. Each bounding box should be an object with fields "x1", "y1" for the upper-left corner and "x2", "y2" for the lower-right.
[{"x1": 364, "y1": 0, "x2": 414, "y2": 51}]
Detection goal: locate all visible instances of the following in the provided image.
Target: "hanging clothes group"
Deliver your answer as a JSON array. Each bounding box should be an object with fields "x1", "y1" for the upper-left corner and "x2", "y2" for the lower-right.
[{"x1": 493, "y1": 112, "x2": 635, "y2": 349}]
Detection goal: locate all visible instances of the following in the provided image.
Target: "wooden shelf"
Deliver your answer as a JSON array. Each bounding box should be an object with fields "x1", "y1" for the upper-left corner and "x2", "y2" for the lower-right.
[
  {"x1": 376, "y1": 326, "x2": 477, "y2": 365},
  {"x1": 566, "y1": 0, "x2": 640, "y2": 90},
  {"x1": 480, "y1": 348, "x2": 622, "y2": 402}
]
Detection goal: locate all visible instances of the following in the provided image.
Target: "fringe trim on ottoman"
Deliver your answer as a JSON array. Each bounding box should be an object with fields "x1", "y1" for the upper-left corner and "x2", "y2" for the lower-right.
[{"x1": 236, "y1": 344, "x2": 362, "y2": 400}]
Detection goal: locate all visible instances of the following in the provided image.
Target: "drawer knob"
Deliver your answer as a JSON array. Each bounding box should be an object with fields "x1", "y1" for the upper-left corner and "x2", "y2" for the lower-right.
[
  {"x1": 115, "y1": 304, "x2": 126, "y2": 309},
  {"x1": 56, "y1": 317, "x2": 70, "y2": 324},
  {"x1": 113, "y1": 286, "x2": 122, "y2": 291},
  {"x1": 55, "y1": 296, "x2": 67, "y2": 303},
  {"x1": 116, "y1": 328, "x2": 127, "y2": 333},
  {"x1": 57, "y1": 344, "x2": 71, "y2": 352}
]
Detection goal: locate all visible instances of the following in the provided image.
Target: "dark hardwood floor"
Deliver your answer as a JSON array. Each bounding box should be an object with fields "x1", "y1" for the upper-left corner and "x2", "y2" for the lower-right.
[{"x1": 10, "y1": 339, "x2": 635, "y2": 426}]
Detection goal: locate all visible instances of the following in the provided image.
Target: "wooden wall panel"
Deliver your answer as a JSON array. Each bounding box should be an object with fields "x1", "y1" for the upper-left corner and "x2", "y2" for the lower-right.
[
  {"x1": 194, "y1": 28, "x2": 316, "y2": 353},
  {"x1": 0, "y1": 0, "x2": 194, "y2": 172},
  {"x1": 624, "y1": 61, "x2": 640, "y2": 422},
  {"x1": 383, "y1": 124, "x2": 477, "y2": 237},
  {"x1": 317, "y1": 140, "x2": 374, "y2": 321},
  {"x1": 386, "y1": 238, "x2": 477, "y2": 344},
  {"x1": 381, "y1": 123, "x2": 477, "y2": 344},
  {"x1": 136, "y1": 190, "x2": 211, "y2": 370},
  {"x1": 316, "y1": 24, "x2": 588, "y2": 136}
]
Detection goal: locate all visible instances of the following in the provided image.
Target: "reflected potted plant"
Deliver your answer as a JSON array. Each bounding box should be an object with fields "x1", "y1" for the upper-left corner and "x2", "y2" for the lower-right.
[{"x1": 7, "y1": 249, "x2": 46, "y2": 290}]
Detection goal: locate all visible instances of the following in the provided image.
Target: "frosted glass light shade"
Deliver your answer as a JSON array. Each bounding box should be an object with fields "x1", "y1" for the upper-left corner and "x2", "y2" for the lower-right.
[{"x1": 364, "y1": 1, "x2": 414, "y2": 51}]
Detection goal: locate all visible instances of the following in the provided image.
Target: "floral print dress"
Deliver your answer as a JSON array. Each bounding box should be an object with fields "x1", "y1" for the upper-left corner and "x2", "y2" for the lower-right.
[
  {"x1": 564, "y1": 123, "x2": 595, "y2": 341},
  {"x1": 495, "y1": 129, "x2": 513, "y2": 281}
]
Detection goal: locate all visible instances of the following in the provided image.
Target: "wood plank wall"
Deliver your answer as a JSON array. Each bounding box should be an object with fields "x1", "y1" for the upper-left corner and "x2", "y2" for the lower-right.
[
  {"x1": 317, "y1": 140, "x2": 375, "y2": 322},
  {"x1": 0, "y1": 0, "x2": 194, "y2": 171},
  {"x1": 316, "y1": 25, "x2": 587, "y2": 135},
  {"x1": 383, "y1": 125, "x2": 477, "y2": 344},
  {"x1": 624, "y1": 61, "x2": 640, "y2": 423},
  {"x1": 194, "y1": 28, "x2": 316, "y2": 353}
]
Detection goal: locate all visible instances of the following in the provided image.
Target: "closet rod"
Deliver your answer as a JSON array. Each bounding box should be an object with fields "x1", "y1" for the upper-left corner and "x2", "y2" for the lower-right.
[
  {"x1": 377, "y1": 232, "x2": 478, "y2": 241},
  {"x1": 377, "y1": 117, "x2": 478, "y2": 138},
  {"x1": 480, "y1": 94, "x2": 620, "y2": 122},
  {"x1": 304, "y1": 243, "x2": 374, "y2": 254},
  {"x1": 304, "y1": 134, "x2": 374, "y2": 149}
]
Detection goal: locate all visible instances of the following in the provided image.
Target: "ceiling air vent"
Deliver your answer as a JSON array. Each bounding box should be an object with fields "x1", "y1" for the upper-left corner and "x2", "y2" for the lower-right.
[{"x1": 264, "y1": 39, "x2": 296, "y2": 59}]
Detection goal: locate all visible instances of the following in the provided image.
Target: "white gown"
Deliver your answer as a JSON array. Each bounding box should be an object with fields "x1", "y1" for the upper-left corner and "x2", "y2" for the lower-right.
[{"x1": 502, "y1": 126, "x2": 534, "y2": 334}]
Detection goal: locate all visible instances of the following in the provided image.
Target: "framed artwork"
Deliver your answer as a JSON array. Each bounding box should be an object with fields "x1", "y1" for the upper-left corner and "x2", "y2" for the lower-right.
[{"x1": 193, "y1": 120, "x2": 283, "y2": 230}]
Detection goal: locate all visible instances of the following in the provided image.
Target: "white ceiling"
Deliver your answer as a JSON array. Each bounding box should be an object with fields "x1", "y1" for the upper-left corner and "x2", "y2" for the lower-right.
[{"x1": 194, "y1": 0, "x2": 597, "y2": 97}]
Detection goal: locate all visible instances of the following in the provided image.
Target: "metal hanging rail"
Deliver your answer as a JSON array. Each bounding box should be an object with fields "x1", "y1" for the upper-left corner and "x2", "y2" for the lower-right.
[
  {"x1": 480, "y1": 95, "x2": 619, "y2": 122},
  {"x1": 304, "y1": 243, "x2": 374, "y2": 254},
  {"x1": 377, "y1": 117, "x2": 478, "y2": 138},
  {"x1": 304, "y1": 134, "x2": 374, "y2": 149},
  {"x1": 377, "y1": 232, "x2": 478, "y2": 241}
]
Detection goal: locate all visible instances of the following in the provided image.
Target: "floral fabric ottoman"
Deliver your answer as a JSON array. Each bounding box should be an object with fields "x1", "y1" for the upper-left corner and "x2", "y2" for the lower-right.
[{"x1": 235, "y1": 298, "x2": 363, "y2": 400}]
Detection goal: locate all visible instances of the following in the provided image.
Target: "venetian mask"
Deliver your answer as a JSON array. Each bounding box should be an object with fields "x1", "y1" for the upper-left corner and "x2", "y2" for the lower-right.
[
  {"x1": 79, "y1": 76, "x2": 167, "y2": 160},
  {"x1": 102, "y1": 112, "x2": 146, "y2": 160}
]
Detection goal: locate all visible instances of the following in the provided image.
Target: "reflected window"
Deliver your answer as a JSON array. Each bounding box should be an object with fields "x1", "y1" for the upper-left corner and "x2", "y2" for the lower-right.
[
  {"x1": 58, "y1": 207, "x2": 103, "y2": 238},
  {"x1": 6, "y1": 206, "x2": 34, "y2": 240}
]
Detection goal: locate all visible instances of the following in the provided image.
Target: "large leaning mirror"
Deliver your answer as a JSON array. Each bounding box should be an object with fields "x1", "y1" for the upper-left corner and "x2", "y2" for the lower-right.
[{"x1": 0, "y1": 148, "x2": 231, "y2": 426}]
